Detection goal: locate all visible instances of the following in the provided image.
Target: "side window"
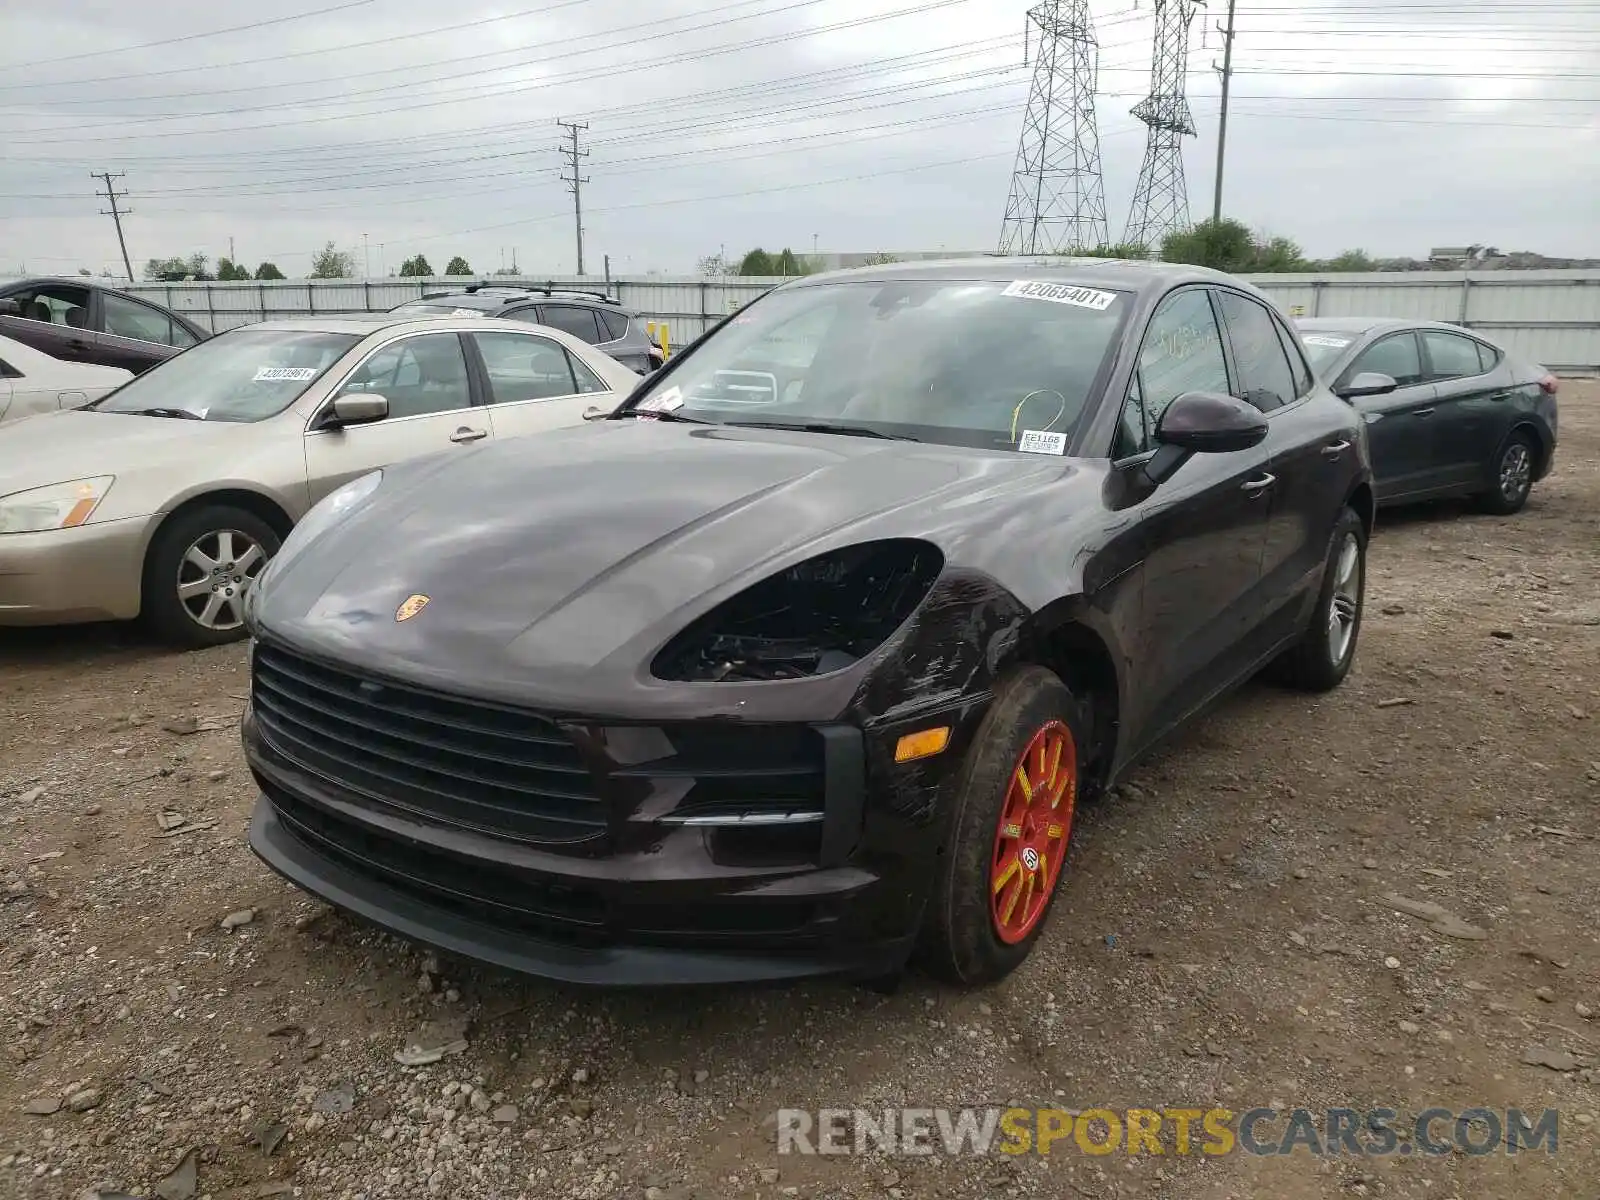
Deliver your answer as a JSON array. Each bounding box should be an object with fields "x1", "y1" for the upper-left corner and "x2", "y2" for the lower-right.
[
  {"x1": 1349, "y1": 333, "x2": 1424, "y2": 388},
  {"x1": 540, "y1": 305, "x2": 603, "y2": 344},
  {"x1": 338, "y1": 332, "x2": 471, "y2": 418},
  {"x1": 14, "y1": 284, "x2": 92, "y2": 329},
  {"x1": 1135, "y1": 288, "x2": 1232, "y2": 434},
  {"x1": 1421, "y1": 330, "x2": 1485, "y2": 381},
  {"x1": 0, "y1": 357, "x2": 21, "y2": 379},
  {"x1": 598, "y1": 310, "x2": 629, "y2": 341},
  {"x1": 169, "y1": 321, "x2": 199, "y2": 349},
  {"x1": 1112, "y1": 373, "x2": 1148, "y2": 459},
  {"x1": 566, "y1": 350, "x2": 610, "y2": 394},
  {"x1": 104, "y1": 293, "x2": 175, "y2": 344},
  {"x1": 1217, "y1": 291, "x2": 1297, "y2": 413},
  {"x1": 1477, "y1": 341, "x2": 1499, "y2": 373},
  {"x1": 1273, "y1": 315, "x2": 1315, "y2": 398},
  {"x1": 472, "y1": 331, "x2": 579, "y2": 403}
]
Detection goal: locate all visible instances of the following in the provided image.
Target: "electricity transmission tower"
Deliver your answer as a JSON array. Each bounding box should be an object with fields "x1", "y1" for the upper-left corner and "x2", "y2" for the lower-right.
[
  {"x1": 92, "y1": 171, "x2": 135, "y2": 280},
  {"x1": 556, "y1": 119, "x2": 590, "y2": 275},
  {"x1": 997, "y1": 0, "x2": 1108, "y2": 256},
  {"x1": 1123, "y1": 0, "x2": 1202, "y2": 252}
]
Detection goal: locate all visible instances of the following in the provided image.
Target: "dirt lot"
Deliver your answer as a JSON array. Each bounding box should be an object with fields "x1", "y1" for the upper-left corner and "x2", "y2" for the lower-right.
[{"x1": 2, "y1": 384, "x2": 1596, "y2": 1200}]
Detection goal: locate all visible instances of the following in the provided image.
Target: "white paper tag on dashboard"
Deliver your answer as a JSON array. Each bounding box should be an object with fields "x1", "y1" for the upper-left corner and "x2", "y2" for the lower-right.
[
  {"x1": 1018, "y1": 429, "x2": 1068, "y2": 455},
  {"x1": 637, "y1": 387, "x2": 683, "y2": 412},
  {"x1": 1302, "y1": 334, "x2": 1352, "y2": 349}
]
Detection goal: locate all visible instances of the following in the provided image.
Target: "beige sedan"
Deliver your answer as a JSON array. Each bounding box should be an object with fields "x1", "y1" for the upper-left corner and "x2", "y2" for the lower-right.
[{"x1": 0, "y1": 314, "x2": 638, "y2": 646}]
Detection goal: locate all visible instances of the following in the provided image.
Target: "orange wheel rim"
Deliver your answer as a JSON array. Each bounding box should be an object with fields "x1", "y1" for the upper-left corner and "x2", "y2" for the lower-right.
[{"x1": 988, "y1": 720, "x2": 1076, "y2": 945}]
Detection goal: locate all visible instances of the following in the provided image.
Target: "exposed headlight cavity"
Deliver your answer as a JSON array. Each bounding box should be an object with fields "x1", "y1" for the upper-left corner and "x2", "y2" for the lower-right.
[{"x1": 652, "y1": 539, "x2": 944, "y2": 683}]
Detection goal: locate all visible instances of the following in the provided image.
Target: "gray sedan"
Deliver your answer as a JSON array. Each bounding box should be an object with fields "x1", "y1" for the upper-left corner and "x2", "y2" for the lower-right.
[
  {"x1": 1297, "y1": 318, "x2": 1559, "y2": 514},
  {"x1": 0, "y1": 313, "x2": 639, "y2": 646}
]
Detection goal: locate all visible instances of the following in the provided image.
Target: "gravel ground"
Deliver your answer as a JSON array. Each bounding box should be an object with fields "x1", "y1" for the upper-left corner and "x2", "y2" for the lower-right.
[{"x1": 2, "y1": 383, "x2": 1596, "y2": 1200}]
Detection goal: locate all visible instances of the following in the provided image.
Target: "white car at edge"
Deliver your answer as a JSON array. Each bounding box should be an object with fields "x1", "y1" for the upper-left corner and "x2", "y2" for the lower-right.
[{"x1": 0, "y1": 334, "x2": 133, "y2": 424}]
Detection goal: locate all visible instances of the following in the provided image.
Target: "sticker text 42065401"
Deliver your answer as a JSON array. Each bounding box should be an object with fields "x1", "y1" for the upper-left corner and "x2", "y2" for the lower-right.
[{"x1": 1002, "y1": 281, "x2": 1119, "y2": 311}]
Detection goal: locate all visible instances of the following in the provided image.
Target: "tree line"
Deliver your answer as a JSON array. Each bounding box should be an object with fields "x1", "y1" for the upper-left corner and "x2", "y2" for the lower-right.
[{"x1": 142, "y1": 244, "x2": 482, "y2": 282}]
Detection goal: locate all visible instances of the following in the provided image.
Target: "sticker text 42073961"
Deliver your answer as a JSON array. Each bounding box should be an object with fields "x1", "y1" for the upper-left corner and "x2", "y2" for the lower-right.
[{"x1": 1002, "y1": 281, "x2": 1119, "y2": 311}]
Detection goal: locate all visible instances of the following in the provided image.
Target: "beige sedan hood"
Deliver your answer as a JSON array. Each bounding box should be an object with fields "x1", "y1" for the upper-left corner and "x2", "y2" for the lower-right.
[{"x1": 0, "y1": 409, "x2": 275, "y2": 509}]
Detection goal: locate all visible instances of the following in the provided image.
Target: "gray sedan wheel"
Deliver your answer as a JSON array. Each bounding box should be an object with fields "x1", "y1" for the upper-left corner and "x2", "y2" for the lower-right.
[{"x1": 1477, "y1": 430, "x2": 1537, "y2": 516}]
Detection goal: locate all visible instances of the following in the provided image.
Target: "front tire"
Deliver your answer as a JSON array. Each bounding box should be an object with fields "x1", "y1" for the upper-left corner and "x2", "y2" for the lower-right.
[
  {"x1": 1271, "y1": 505, "x2": 1366, "y2": 692},
  {"x1": 917, "y1": 667, "x2": 1087, "y2": 986},
  {"x1": 142, "y1": 505, "x2": 280, "y2": 649},
  {"x1": 1475, "y1": 429, "x2": 1537, "y2": 515}
]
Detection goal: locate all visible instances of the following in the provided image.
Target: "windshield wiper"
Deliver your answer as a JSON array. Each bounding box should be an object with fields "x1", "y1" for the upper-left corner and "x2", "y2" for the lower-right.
[
  {"x1": 123, "y1": 407, "x2": 203, "y2": 420},
  {"x1": 725, "y1": 419, "x2": 910, "y2": 441}
]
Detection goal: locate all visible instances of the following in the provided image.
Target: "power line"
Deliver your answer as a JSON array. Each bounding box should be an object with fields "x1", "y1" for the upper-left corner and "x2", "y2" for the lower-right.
[
  {"x1": 10, "y1": 0, "x2": 826, "y2": 112},
  {"x1": 0, "y1": 0, "x2": 595, "y2": 92},
  {"x1": 3, "y1": 0, "x2": 974, "y2": 140},
  {"x1": 557, "y1": 119, "x2": 590, "y2": 276},
  {"x1": 91, "y1": 171, "x2": 134, "y2": 280},
  {"x1": 2, "y1": 0, "x2": 381, "y2": 72}
]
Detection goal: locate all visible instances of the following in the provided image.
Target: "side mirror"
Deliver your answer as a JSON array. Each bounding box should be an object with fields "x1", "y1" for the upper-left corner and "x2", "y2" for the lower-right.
[
  {"x1": 321, "y1": 393, "x2": 389, "y2": 428},
  {"x1": 1140, "y1": 391, "x2": 1268, "y2": 488},
  {"x1": 0, "y1": 298, "x2": 21, "y2": 316},
  {"x1": 1337, "y1": 371, "x2": 1398, "y2": 400}
]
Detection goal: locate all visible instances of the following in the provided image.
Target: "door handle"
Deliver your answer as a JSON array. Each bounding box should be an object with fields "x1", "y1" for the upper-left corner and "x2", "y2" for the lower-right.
[
  {"x1": 449, "y1": 427, "x2": 488, "y2": 443},
  {"x1": 1320, "y1": 440, "x2": 1351, "y2": 459},
  {"x1": 1415, "y1": 408, "x2": 1436, "y2": 417},
  {"x1": 1241, "y1": 473, "x2": 1276, "y2": 497},
  {"x1": 1489, "y1": 392, "x2": 1511, "y2": 402}
]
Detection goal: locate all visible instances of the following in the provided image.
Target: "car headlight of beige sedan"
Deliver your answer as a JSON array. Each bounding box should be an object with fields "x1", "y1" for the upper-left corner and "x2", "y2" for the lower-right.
[{"x1": 0, "y1": 475, "x2": 115, "y2": 535}]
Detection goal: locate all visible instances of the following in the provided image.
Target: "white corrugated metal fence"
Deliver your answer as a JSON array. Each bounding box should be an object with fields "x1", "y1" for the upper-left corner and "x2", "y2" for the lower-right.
[{"x1": 123, "y1": 270, "x2": 1600, "y2": 373}]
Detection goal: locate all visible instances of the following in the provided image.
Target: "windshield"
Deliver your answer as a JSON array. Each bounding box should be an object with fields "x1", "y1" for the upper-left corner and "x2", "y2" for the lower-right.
[
  {"x1": 1298, "y1": 330, "x2": 1357, "y2": 374},
  {"x1": 91, "y1": 329, "x2": 359, "y2": 422},
  {"x1": 624, "y1": 278, "x2": 1130, "y2": 452}
]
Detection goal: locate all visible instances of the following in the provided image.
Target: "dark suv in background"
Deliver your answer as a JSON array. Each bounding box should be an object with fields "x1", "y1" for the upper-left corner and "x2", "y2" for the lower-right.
[
  {"x1": 0, "y1": 277, "x2": 209, "y2": 373},
  {"x1": 391, "y1": 284, "x2": 665, "y2": 375}
]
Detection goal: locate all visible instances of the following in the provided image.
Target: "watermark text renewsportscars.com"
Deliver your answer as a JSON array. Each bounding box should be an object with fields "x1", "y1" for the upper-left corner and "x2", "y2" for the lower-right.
[{"x1": 775, "y1": 1107, "x2": 1560, "y2": 1157}]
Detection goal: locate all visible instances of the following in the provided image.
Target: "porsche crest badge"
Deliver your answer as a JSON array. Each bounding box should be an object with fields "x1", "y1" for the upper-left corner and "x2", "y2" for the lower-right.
[{"x1": 395, "y1": 594, "x2": 431, "y2": 622}]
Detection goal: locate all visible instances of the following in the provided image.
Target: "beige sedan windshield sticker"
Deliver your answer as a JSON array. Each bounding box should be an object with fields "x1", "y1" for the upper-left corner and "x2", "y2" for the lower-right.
[
  {"x1": 253, "y1": 366, "x2": 317, "y2": 382},
  {"x1": 1002, "y1": 281, "x2": 1118, "y2": 311}
]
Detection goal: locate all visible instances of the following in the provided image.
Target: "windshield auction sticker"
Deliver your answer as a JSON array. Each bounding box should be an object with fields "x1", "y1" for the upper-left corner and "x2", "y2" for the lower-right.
[
  {"x1": 1003, "y1": 281, "x2": 1118, "y2": 311},
  {"x1": 636, "y1": 387, "x2": 684, "y2": 413},
  {"x1": 1018, "y1": 429, "x2": 1068, "y2": 455},
  {"x1": 253, "y1": 366, "x2": 318, "y2": 382},
  {"x1": 1302, "y1": 335, "x2": 1354, "y2": 349}
]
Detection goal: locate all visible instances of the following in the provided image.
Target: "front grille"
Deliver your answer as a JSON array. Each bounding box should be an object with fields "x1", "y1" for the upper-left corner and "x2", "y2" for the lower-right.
[{"x1": 251, "y1": 641, "x2": 603, "y2": 843}]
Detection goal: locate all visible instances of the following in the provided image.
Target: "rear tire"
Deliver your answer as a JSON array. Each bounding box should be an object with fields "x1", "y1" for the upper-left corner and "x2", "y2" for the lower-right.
[
  {"x1": 1475, "y1": 429, "x2": 1537, "y2": 515},
  {"x1": 142, "y1": 505, "x2": 280, "y2": 649},
  {"x1": 916, "y1": 667, "x2": 1087, "y2": 986},
  {"x1": 1270, "y1": 506, "x2": 1365, "y2": 692}
]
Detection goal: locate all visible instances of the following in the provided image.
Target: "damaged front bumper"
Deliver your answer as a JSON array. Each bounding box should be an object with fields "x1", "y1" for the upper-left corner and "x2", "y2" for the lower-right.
[{"x1": 241, "y1": 638, "x2": 983, "y2": 985}]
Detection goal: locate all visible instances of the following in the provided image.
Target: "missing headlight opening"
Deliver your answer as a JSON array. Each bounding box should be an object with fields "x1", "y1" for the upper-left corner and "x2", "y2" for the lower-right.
[{"x1": 653, "y1": 540, "x2": 945, "y2": 683}]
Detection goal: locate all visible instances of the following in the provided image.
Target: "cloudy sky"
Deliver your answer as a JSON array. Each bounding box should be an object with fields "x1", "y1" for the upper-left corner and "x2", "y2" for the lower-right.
[{"x1": 2, "y1": 0, "x2": 1596, "y2": 279}]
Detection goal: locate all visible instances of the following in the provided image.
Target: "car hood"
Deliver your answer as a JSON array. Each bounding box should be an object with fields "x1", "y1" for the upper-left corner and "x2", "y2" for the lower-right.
[
  {"x1": 259, "y1": 419, "x2": 1084, "y2": 711},
  {"x1": 0, "y1": 408, "x2": 271, "y2": 498}
]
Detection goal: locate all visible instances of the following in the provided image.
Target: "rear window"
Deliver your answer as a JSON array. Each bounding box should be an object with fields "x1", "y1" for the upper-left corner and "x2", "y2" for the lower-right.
[{"x1": 599, "y1": 310, "x2": 629, "y2": 340}]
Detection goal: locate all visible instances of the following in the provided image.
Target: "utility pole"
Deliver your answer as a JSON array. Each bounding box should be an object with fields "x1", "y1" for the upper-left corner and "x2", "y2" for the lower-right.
[
  {"x1": 363, "y1": 233, "x2": 370, "y2": 279},
  {"x1": 556, "y1": 119, "x2": 590, "y2": 275},
  {"x1": 92, "y1": 171, "x2": 134, "y2": 281},
  {"x1": 1211, "y1": 0, "x2": 1238, "y2": 226}
]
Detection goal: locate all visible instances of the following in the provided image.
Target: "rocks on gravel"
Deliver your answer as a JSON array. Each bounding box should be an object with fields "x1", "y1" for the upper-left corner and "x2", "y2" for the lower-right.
[{"x1": 220, "y1": 908, "x2": 257, "y2": 932}]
